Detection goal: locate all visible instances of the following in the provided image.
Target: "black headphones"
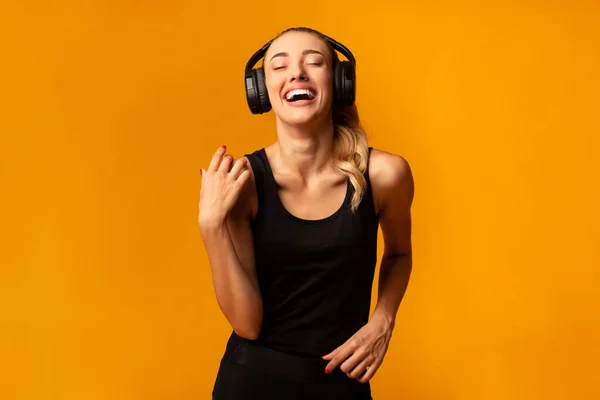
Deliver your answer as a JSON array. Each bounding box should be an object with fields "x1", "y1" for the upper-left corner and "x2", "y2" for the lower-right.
[{"x1": 244, "y1": 35, "x2": 356, "y2": 114}]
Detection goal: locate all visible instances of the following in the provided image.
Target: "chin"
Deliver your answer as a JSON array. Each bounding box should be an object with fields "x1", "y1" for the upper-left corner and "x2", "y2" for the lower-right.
[
  {"x1": 278, "y1": 106, "x2": 329, "y2": 127},
  {"x1": 283, "y1": 112, "x2": 319, "y2": 126}
]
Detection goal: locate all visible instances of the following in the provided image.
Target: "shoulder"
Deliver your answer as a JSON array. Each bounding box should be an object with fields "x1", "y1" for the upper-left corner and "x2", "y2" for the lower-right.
[
  {"x1": 368, "y1": 148, "x2": 414, "y2": 214},
  {"x1": 369, "y1": 148, "x2": 412, "y2": 188}
]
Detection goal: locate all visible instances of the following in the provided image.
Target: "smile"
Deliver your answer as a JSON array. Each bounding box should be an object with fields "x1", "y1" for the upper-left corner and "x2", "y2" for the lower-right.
[
  {"x1": 283, "y1": 89, "x2": 317, "y2": 108},
  {"x1": 285, "y1": 88, "x2": 316, "y2": 102}
]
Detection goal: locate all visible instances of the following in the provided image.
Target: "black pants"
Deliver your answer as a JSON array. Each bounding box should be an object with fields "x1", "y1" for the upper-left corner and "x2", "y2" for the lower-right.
[{"x1": 212, "y1": 337, "x2": 373, "y2": 400}]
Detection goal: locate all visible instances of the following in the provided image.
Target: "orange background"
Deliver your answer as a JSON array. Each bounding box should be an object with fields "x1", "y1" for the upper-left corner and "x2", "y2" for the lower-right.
[{"x1": 1, "y1": 1, "x2": 599, "y2": 399}]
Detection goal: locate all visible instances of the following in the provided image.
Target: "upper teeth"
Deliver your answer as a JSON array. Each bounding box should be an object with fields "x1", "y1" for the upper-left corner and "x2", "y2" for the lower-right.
[{"x1": 285, "y1": 89, "x2": 315, "y2": 100}]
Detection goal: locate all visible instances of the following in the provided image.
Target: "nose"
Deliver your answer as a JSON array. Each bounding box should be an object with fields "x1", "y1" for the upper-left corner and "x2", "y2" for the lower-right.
[
  {"x1": 291, "y1": 73, "x2": 308, "y2": 82},
  {"x1": 289, "y1": 63, "x2": 308, "y2": 82}
]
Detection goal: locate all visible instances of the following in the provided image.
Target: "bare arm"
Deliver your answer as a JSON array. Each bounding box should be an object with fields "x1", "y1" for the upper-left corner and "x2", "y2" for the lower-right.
[
  {"x1": 199, "y1": 149, "x2": 262, "y2": 339},
  {"x1": 370, "y1": 149, "x2": 414, "y2": 329}
]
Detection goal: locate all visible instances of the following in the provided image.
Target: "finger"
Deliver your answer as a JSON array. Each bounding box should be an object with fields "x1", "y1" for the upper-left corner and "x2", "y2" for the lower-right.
[
  {"x1": 230, "y1": 170, "x2": 251, "y2": 195},
  {"x1": 347, "y1": 357, "x2": 372, "y2": 380},
  {"x1": 219, "y1": 154, "x2": 233, "y2": 172},
  {"x1": 322, "y1": 343, "x2": 344, "y2": 361},
  {"x1": 322, "y1": 343, "x2": 343, "y2": 362},
  {"x1": 207, "y1": 145, "x2": 227, "y2": 172},
  {"x1": 340, "y1": 351, "x2": 364, "y2": 374},
  {"x1": 358, "y1": 360, "x2": 381, "y2": 383},
  {"x1": 229, "y1": 157, "x2": 247, "y2": 179},
  {"x1": 236, "y1": 169, "x2": 251, "y2": 186},
  {"x1": 325, "y1": 344, "x2": 355, "y2": 373}
]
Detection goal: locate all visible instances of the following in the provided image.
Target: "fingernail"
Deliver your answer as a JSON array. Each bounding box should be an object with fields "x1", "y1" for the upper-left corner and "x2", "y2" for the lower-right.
[
  {"x1": 200, "y1": 169, "x2": 203, "y2": 175},
  {"x1": 221, "y1": 145, "x2": 227, "y2": 149},
  {"x1": 325, "y1": 369, "x2": 330, "y2": 374}
]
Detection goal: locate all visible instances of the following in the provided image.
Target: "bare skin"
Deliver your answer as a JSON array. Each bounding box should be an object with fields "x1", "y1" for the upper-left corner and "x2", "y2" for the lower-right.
[
  {"x1": 198, "y1": 31, "x2": 414, "y2": 382},
  {"x1": 198, "y1": 147, "x2": 261, "y2": 340}
]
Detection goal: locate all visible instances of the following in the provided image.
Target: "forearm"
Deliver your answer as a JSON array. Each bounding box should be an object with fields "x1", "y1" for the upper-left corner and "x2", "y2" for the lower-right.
[
  {"x1": 201, "y1": 221, "x2": 263, "y2": 339},
  {"x1": 371, "y1": 253, "x2": 412, "y2": 329}
]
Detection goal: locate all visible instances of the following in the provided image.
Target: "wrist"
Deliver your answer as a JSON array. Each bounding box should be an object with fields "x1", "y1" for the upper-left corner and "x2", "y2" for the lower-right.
[
  {"x1": 199, "y1": 216, "x2": 227, "y2": 236},
  {"x1": 371, "y1": 308, "x2": 396, "y2": 331}
]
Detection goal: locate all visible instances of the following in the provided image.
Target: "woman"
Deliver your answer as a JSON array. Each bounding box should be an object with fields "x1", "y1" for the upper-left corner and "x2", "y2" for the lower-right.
[{"x1": 199, "y1": 27, "x2": 414, "y2": 400}]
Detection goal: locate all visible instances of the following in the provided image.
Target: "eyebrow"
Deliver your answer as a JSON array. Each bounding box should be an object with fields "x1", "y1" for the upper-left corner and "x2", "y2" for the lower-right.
[{"x1": 269, "y1": 49, "x2": 325, "y2": 62}]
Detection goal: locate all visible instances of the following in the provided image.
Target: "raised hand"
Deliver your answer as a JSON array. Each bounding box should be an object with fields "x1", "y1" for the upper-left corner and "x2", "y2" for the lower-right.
[{"x1": 198, "y1": 145, "x2": 251, "y2": 229}]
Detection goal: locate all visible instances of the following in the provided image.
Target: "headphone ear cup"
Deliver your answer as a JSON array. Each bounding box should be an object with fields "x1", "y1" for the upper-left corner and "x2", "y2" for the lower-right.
[
  {"x1": 333, "y1": 62, "x2": 343, "y2": 105},
  {"x1": 245, "y1": 67, "x2": 271, "y2": 114},
  {"x1": 333, "y1": 61, "x2": 356, "y2": 106},
  {"x1": 255, "y1": 67, "x2": 271, "y2": 113}
]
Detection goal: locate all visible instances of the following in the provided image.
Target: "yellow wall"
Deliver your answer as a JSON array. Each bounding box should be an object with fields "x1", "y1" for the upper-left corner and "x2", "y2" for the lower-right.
[{"x1": 2, "y1": 1, "x2": 599, "y2": 399}]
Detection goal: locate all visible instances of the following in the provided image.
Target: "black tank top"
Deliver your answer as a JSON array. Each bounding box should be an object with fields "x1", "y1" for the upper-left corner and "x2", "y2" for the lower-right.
[{"x1": 227, "y1": 147, "x2": 379, "y2": 358}]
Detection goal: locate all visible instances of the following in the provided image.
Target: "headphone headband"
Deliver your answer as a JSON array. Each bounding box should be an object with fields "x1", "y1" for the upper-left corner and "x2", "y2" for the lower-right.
[{"x1": 244, "y1": 36, "x2": 356, "y2": 73}]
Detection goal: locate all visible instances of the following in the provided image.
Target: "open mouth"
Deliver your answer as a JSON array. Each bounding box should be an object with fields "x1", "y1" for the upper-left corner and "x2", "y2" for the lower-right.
[{"x1": 284, "y1": 88, "x2": 317, "y2": 103}]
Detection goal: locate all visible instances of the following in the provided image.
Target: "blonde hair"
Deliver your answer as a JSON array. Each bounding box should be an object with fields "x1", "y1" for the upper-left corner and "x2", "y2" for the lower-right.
[
  {"x1": 273, "y1": 27, "x2": 370, "y2": 212},
  {"x1": 332, "y1": 104, "x2": 369, "y2": 212}
]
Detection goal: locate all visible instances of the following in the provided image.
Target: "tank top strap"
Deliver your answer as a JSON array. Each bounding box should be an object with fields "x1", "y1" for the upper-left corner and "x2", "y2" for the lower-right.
[
  {"x1": 245, "y1": 148, "x2": 282, "y2": 219},
  {"x1": 364, "y1": 147, "x2": 373, "y2": 181},
  {"x1": 244, "y1": 149, "x2": 266, "y2": 209}
]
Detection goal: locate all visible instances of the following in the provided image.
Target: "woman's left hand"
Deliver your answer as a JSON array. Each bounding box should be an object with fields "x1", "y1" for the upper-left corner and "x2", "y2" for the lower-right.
[{"x1": 322, "y1": 315, "x2": 394, "y2": 383}]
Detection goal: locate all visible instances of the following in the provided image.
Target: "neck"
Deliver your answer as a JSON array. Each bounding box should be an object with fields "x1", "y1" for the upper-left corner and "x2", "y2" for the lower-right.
[{"x1": 271, "y1": 117, "x2": 337, "y2": 179}]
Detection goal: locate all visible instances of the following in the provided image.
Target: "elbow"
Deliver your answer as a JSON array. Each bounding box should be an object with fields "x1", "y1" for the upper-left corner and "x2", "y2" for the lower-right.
[
  {"x1": 382, "y1": 249, "x2": 412, "y2": 260},
  {"x1": 231, "y1": 312, "x2": 263, "y2": 340},
  {"x1": 233, "y1": 321, "x2": 262, "y2": 340},
  {"x1": 218, "y1": 299, "x2": 263, "y2": 340},
  {"x1": 234, "y1": 327, "x2": 260, "y2": 340}
]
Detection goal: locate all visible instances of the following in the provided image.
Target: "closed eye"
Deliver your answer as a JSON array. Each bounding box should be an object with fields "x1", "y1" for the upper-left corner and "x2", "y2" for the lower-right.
[{"x1": 274, "y1": 63, "x2": 320, "y2": 70}]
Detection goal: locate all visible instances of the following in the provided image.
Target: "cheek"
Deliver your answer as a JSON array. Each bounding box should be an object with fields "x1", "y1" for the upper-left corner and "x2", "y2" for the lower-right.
[
  {"x1": 265, "y1": 77, "x2": 283, "y2": 102},
  {"x1": 315, "y1": 72, "x2": 333, "y2": 94}
]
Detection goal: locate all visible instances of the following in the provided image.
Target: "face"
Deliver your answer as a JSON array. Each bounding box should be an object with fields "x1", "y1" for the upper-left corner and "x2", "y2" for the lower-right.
[{"x1": 263, "y1": 31, "x2": 334, "y2": 127}]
